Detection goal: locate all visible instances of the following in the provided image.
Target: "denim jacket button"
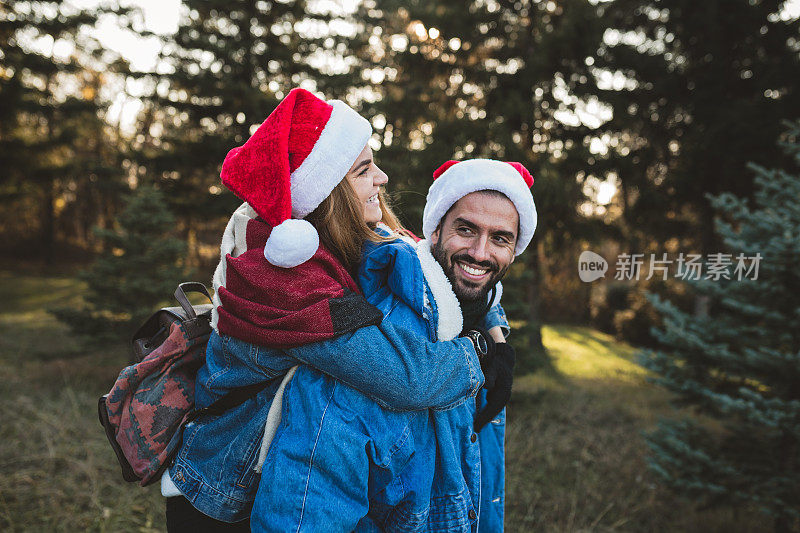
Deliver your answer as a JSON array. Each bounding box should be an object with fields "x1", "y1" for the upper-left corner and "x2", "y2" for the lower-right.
[
  {"x1": 470, "y1": 433, "x2": 477, "y2": 443},
  {"x1": 174, "y1": 471, "x2": 184, "y2": 481},
  {"x1": 468, "y1": 509, "x2": 477, "y2": 520}
]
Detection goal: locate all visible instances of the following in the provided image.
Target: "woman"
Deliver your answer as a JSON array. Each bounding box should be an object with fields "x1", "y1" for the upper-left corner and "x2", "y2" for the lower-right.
[{"x1": 164, "y1": 89, "x2": 504, "y2": 530}]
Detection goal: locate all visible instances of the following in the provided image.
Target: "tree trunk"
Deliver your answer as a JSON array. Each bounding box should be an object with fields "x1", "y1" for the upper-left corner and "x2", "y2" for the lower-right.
[
  {"x1": 693, "y1": 197, "x2": 716, "y2": 318},
  {"x1": 186, "y1": 224, "x2": 199, "y2": 270},
  {"x1": 41, "y1": 180, "x2": 55, "y2": 265},
  {"x1": 526, "y1": 243, "x2": 545, "y2": 353}
]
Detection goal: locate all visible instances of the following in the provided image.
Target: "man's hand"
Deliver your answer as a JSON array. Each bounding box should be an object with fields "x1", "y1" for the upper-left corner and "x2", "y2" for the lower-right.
[{"x1": 474, "y1": 342, "x2": 515, "y2": 431}]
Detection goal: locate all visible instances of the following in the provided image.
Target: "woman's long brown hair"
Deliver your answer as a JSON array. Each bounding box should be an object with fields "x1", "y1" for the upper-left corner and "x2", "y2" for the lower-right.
[{"x1": 305, "y1": 179, "x2": 404, "y2": 271}]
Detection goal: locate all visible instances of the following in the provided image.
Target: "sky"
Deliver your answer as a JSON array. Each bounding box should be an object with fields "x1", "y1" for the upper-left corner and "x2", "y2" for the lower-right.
[{"x1": 95, "y1": 0, "x2": 182, "y2": 72}]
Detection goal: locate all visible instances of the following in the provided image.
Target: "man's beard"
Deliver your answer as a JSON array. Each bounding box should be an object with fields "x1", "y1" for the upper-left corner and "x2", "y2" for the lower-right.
[{"x1": 431, "y1": 239, "x2": 510, "y2": 303}]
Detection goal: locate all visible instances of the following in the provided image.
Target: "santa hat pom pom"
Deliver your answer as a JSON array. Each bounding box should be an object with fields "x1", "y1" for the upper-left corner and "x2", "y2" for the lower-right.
[
  {"x1": 263, "y1": 218, "x2": 320, "y2": 268},
  {"x1": 506, "y1": 162, "x2": 534, "y2": 188},
  {"x1": 432, "y1": 160, "x2": 460, "y2": 180}
]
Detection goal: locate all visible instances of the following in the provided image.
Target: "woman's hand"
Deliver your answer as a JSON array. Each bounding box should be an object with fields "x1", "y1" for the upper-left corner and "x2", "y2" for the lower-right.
[{"x1": 474, "y1": 342, "x2": 515, "y2": 431}]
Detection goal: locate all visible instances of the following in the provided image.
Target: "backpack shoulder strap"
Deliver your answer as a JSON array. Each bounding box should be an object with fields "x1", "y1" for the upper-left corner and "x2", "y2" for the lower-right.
[
  {"x1": 185, "y1": 381, "x2": 269, "y2": 424},
  {"x1": 174, "y1": 282, "x2": 212, "y2": 318}
]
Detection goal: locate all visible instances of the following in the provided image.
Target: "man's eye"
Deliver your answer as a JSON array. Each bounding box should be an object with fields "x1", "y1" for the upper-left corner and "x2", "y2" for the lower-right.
[
  {"x1": 493, "y1": 236, "x2": 510, "y2": 245},
  {"x1": 457, "y1": 227, "x2": 473, "y2": 235}
]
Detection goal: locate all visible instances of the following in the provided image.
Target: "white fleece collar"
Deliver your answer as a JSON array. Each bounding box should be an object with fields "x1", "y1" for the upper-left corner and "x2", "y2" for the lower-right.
[
  {"x1": 490, "y1": 281, "x2": 503, "y2": 308},
  {"x1": 415, "y1": 240, "x2": 463, "y2": 341},
  {"x1": 211, "y1": 202, "x2": 255, "y2": 330}
]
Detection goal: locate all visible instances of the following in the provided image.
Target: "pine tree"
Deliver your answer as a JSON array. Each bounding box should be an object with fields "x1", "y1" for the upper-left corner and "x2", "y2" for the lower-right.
[
  {"x1": 53, "y1": 187, "x2": 186, "y2": 341},
  {"x1": 134, "y1": 0, "x2": 334, "y2": 266},
  {"x1": 589, "y1": 0, "x2": 800, "y2": 256},
  {"x1": 0, "y1": 1, "x2": 125, "y2": 262},
  {"x1": 641, "y1": 121, "x2": 800, "y2": 531}
]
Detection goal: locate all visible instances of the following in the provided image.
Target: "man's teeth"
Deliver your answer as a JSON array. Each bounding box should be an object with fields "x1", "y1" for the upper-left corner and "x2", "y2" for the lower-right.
[
  {"x1": 459, "y1": 263, "x2": 487, "y2": 276},
  {"x1": 367, "y1": 194, "x2": 379, "y2": 204}
]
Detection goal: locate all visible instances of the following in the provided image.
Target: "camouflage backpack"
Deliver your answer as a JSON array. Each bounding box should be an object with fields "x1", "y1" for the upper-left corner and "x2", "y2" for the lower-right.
[{"x1": 98, "y1": 282, "x2": 265, "y2": 486}]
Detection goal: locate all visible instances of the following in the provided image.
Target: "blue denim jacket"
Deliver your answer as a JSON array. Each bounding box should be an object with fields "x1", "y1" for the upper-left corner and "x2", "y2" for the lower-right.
[
  {"x1": 250, "y1": 237, "x2": 509, "y2": 532},
  {"x1": 169, "y1": 237, "x2": 508, "y2": 530},
  {"x1": 170, "y1": 328, "x2": 483, "y2": 519}
]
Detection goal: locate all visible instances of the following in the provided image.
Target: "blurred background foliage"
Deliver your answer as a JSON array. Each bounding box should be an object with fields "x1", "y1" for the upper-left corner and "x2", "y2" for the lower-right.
[
  {"x1": 2, "y1": 0, "x2": 799, "y2": 530},
  {"x1": 3, "y1": 0, "x2": 799, "y2": 349},
  {"x1": 3, "y1": 0, "x2": 800, "y2": 343}
]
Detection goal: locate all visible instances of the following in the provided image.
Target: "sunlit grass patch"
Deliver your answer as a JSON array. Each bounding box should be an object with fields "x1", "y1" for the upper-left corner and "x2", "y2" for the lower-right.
[
  {"x1": 0, "y1": 272, "x2": 86, "y2": 363},
  {"x1": 0, "y1": 271, "x2": 85, "y2": 314},
  {"x1": 542, "y1": 324, "x2": 646, "y2": 382}
]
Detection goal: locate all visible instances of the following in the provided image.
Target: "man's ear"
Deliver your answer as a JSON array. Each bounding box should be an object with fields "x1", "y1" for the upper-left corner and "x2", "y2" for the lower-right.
[{"x1": 430, "y1": 226, "x2": 440, "y2": 245}]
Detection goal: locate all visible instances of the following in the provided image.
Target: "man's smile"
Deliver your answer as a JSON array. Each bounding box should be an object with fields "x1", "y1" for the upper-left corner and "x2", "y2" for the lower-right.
[{"x1": 456, "y1": 261, "x2": 490, "y2": 280}]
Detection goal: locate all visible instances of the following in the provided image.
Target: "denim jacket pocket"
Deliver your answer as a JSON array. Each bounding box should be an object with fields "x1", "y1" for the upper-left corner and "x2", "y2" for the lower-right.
[
  {"x1": 425, "y1": 490, "x2": 475, "y2": 532},
  {"x1": 176, "y1": 395, "x2": 269, "y2": 501}
]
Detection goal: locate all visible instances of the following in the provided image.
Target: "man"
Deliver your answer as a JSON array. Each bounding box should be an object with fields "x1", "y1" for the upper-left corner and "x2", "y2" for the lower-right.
[
  {"x1": 252, "y1": 158, "x2": 537, "y2": 532},
  {"x1": 424, "y1": 158, "x2": 537, "y2": 530}
]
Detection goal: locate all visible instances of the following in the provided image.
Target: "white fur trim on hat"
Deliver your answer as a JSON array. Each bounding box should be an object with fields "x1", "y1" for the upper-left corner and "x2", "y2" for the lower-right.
[
  {"x1": 263, "y1": 218, "x2": 320, "y2": 268},
  {"x1": 290, "y1": 100, "x2": 373, "y2": 219},
  {"x1": 416, "y1": 239, "x2": 463, "y2": 341},
  {"x1": 422, "y1": 159, "x2": 537, "y2": 255}
]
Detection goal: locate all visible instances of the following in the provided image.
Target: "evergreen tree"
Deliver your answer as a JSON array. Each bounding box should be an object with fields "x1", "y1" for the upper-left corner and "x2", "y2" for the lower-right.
[
  {"x1": 135, "y1": 0, "x2": 334, "y2": 266},
  {"x1": 0, "y1": 1, "x2": 127, "y2": 262},
  {"x1": 588, "y1": 0, "x2": 800, "y2": 256},
  {"x1": 641, "y1": 122, "x2": 800, "y2": 531},
  {"x1": 53, "y1": 187, "x2": 186, "y2": 341}
]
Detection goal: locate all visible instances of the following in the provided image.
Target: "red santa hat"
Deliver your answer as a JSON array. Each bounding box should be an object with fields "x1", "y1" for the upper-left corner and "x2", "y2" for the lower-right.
[
  {"x1": 219, "y1": 87, "x2": 372, "y2": 268},
  {"x1": 422, "y1": 159, "x2": 537, "y2": 255}
]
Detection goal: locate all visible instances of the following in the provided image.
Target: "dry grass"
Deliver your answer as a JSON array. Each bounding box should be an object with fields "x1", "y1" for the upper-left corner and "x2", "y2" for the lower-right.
[
  {"x1": 505, "y1": 325, "x2": 767, "y2": 532},
  {"x1": 0, "y1": 273, "x2": 769, "y2": 532},
  {"x1": 0, "y1": 272, "x2": 165, "y2": 532}
]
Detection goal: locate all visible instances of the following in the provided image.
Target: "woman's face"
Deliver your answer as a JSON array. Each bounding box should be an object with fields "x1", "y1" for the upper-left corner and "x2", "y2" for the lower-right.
[{"x1": 345, "y1": 144, "x2": 388, "y2": 224}]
